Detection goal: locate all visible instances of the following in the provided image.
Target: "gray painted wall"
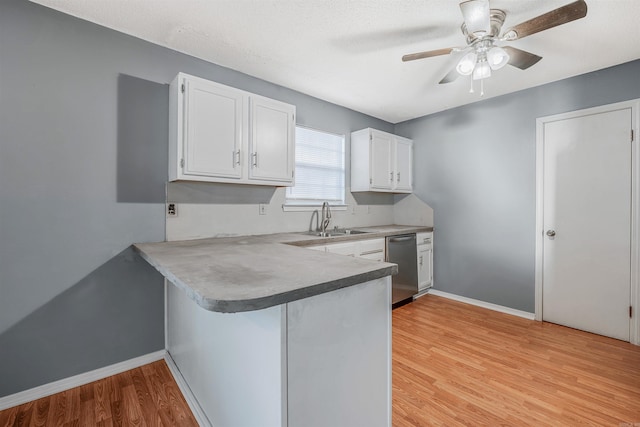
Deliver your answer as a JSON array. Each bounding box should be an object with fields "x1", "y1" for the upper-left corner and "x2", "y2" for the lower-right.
[
  {"x1": 395, "y1": 60, "x2": 640, "y2": 312},
  {"x1": 0, "y1": 0, "x2": 393, "y2": 397}
]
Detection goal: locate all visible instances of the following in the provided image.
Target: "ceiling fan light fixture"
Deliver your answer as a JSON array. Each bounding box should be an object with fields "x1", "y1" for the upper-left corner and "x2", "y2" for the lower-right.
[
  {"x1": 456, "y1": 52, "x2": 477, "y2": 75},
  {"x1": 472, "y1": 60, "x2": 491, "y2": 80},
  {"x1": 487, "y1": 46, "x2": 509, "y2": 70},
  {"x1": 460, "y1": 0, "x2": 491, "y2": 36}
]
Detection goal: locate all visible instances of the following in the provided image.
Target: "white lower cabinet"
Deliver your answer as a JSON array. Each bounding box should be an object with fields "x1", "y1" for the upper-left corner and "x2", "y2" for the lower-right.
[
  {"x1": 325, "y1": 241, "x2": 358, "y2": 257},
  {"x1": 416, "y1": 232, "x2": 433, "y2": 291},
  {"x1": 311, "y1": 238, "x2": 385, "y2": 261},
  {"x1": 166, "y1": 278, "x2": 391, "y2": 427},
  {"x1": 358, "y1": 238, "x2": 386, "y2": 262}
]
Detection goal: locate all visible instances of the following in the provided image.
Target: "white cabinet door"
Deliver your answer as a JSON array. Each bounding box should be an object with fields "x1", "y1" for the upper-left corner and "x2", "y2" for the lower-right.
[
  {"x1": 394, "y1": 137, "x2": 413, "y2": 192},
  {"x1": 183, "y1": 78, "x2": 244, "y2": 179},
  {"x1": 325, "y1": 241, "x2": 358, "y2": 257},
  {"x1": 325, "y1": 238, "x2": 385, "y2": 260},
  {"x1": 249, "y1": 96, "x2": 295, "y2": 184},
  {"x1": 360, "y1": 251, "x2": 385, "y2": 262},
  {"x1": 417, "y1": 246, "x2": 432, "y2": 290},
  {"x1": 416, "y1": 232, "x2": 433, "y2": 291},
  {"x1": 358, "y1": 238, "x2": 385, "y2": 261},
  {"x1": 370, "y1": 131, "x2": 394, "y2": 190}
]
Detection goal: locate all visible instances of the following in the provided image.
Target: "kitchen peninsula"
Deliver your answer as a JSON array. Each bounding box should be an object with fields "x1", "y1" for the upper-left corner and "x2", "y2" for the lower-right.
[{"x1": 134, "y1": 226, "x2": 429, "y2": 427}]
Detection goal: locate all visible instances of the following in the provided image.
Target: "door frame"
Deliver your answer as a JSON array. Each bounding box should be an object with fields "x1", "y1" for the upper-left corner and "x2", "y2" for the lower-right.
[{"x1": 534, "y1": 99, "x2": 640, "y2": 345}]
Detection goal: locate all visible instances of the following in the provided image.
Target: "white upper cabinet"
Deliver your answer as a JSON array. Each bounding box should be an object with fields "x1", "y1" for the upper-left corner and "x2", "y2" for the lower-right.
[
  {"x1": 169, "y1": 73, "x2": 295, "y2": 186},
  {"x1": 369, "y1": 131, "x2": 394, "y2": 190},
  {"x1": 394, "y1": 137, "x2": 413, "y2": 192},
  {"x1": 182, "y1": 78, "x2": 244, "y2": 180},
  {"x1": 351, "y1": 128, "x2": 413, "y2": 193},
  {"x1": 249, "y1": 95, "x2": 295, "y2": 183}
]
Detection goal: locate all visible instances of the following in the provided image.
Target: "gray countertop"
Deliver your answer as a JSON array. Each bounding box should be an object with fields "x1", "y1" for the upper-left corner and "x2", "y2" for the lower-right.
[{"x1": 134, "y1": 225, "x2": 433, "y2": 313}]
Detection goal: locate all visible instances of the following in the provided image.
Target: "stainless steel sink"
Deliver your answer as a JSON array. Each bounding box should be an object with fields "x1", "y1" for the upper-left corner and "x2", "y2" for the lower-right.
[{"x1": 303, "y1": 229, "x2": 370, "y2": 238}]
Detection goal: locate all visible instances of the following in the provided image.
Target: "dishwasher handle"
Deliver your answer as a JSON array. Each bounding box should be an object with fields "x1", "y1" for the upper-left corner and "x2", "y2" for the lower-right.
[{"x1": 387, "y1": 235, "x2": 415, "y2": 243}]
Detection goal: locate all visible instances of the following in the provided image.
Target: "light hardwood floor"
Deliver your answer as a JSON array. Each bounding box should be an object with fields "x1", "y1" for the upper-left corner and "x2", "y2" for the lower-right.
[
  {"x1": 393, "y1": 295, "x2": 640, "y2": 426},
  {"x1": 1, "y1": 294, "x2": 639, "y2": 426}
]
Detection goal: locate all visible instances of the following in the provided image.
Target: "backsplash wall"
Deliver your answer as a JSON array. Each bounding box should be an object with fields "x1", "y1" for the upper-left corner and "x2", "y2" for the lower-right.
[{"x1": 166, "y1": 183, "x2": 433, "y2": 241}]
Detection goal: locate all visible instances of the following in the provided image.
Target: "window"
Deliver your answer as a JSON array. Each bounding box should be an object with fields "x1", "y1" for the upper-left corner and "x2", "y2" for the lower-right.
[{"x1": 285, "y1": 126, "x2": 345, "y2": 207}]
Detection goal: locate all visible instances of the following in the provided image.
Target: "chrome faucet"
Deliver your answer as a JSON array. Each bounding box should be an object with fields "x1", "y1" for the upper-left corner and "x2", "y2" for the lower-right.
[{"x1": 321, "y1": 202, "x2": 332, "y2": 235}]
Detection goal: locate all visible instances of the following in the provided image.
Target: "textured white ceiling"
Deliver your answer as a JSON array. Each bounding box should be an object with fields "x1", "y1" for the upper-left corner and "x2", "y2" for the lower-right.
[{"x1": 30, "y1": 0, "x2": 640, "y2": 123}]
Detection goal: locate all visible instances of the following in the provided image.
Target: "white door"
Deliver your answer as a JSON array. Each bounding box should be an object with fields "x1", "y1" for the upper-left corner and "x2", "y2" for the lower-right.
[
  {"x1": 542, "y1": 107, "x2": 632, "y2": 341},
  {"x1": 183, "y1": 79, "x2": 243, "y2": 179},
  {"x1": 370, "y1": 131, "x2": 393, "y2": 190},
  {"x1": 394, "y1": 138, "x2": 413, "y2": 192},
  {"x1": 249, "y1": 96, "x2": 295, "y2": 183}
]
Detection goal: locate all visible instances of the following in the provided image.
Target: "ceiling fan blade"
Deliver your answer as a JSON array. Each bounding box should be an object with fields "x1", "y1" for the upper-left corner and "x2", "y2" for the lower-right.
[
  {"x1": 402, "y1": 48, "x2": 455, "y2": 62},
  {"x1": 438, "y1": 67, "x2": 460, "y2": 84},
  {"x1": 502, "y1": 0, "x2": 587, "y2": 41},
  {"x1": 503, "y1": 46, "x2": 542, "y2": 70},
  {"x1": 459, "y1": 0, "x2": 491, "y2": 36}
]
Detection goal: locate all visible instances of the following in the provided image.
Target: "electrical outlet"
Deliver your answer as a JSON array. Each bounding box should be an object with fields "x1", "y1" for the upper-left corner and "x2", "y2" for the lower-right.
[
  {"x1": 259, "y1": 203, "x2": 267, "y2": 215},
  {"x1": 167, "y1": 203, "x2": 177, "y2": 217}
]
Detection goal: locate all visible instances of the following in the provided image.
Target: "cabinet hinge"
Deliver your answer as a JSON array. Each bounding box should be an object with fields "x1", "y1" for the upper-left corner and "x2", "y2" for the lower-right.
[
  {"x1": 631, "y1": 306, "x2": 633, "y2": 318},
  {"x1": 369, "y1": 178, "x2": 373, "y2": 184},
  {"x1": 292, "y1": 170, "x2": 295, "y2": 178},
  {"x1": 632, "y1": 129, "x2": 635, "y2": 142},
  {"x1": 180, "y1": 158, "x2": 185, "y2": 168},
  {"x1": 181, "y1": 84, "x2": 185, "y2": 93}
]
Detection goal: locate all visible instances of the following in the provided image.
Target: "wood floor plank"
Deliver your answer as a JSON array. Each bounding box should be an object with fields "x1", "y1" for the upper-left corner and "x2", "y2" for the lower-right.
[{"x1": 93, "y1": 377, "x2": 112, "y2": 423}]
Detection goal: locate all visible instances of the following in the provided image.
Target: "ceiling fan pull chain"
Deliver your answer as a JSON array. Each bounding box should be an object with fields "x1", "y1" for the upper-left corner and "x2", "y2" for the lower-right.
[
  {"x1": 480, "y1": 78, "x2": 485, "y2": 96},
  {"x1": 469, "y1": 77, "x2": 474, "y2": 94}
]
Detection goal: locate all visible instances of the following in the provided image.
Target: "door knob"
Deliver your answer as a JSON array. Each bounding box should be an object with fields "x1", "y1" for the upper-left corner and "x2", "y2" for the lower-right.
[{"x1": 546, "y1": 230, "x2": 556, "y2": 237}]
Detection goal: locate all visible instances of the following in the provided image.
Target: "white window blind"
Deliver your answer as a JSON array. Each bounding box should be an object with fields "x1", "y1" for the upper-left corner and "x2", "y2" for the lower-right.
[{"x1": 286, "y1": 126, "x2": 345, "y2": 205}]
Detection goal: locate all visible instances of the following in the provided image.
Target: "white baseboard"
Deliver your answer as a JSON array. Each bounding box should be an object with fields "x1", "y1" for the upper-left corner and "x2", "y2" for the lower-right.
[
  {"x1": 428, "y1": 289, "x2": 536, "y2": 320},
  {"x1": 164, "y1": 352, "x2": 211, "y2": 427},
  {"x1": 0, "y1": 350, "x2": 166, "y2": 411}
]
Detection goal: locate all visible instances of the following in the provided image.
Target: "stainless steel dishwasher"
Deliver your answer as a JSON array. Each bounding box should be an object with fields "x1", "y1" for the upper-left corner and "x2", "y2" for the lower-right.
[{"x1": 386, "y1": 234, "x2": 418, "y2": 308}]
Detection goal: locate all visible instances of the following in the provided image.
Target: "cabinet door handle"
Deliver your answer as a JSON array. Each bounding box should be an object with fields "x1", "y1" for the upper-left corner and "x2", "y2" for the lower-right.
[
  {"x1": 419, "y1": 255, "x2": 423, "y2": 266},
  {"x1": 251, "y1": 152, "x2": 258, "y2": 168},
  {"x1": 232, "y1": 150, "x2": 241, "y2": 167}
]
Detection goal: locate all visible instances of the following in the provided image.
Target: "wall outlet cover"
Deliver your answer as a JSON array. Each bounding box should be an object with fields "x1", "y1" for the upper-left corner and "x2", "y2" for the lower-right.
[
  {"x1": 167, "y1": 203, "x2": 177, "y2": 217},
  {"x1": 259, "y1": 204, "x2": 267, "y2": 215}
]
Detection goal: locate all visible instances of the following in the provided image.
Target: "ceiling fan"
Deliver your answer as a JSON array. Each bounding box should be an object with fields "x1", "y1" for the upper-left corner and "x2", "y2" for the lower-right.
[{"x1": 402, "y1": 0, "x2": 588, "y2": 92}]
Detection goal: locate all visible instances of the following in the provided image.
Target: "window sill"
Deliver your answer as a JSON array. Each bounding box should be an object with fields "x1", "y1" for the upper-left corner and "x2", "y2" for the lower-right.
[{"x1": 282, "y1": 204, "x2": 348, "y2": 212}]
